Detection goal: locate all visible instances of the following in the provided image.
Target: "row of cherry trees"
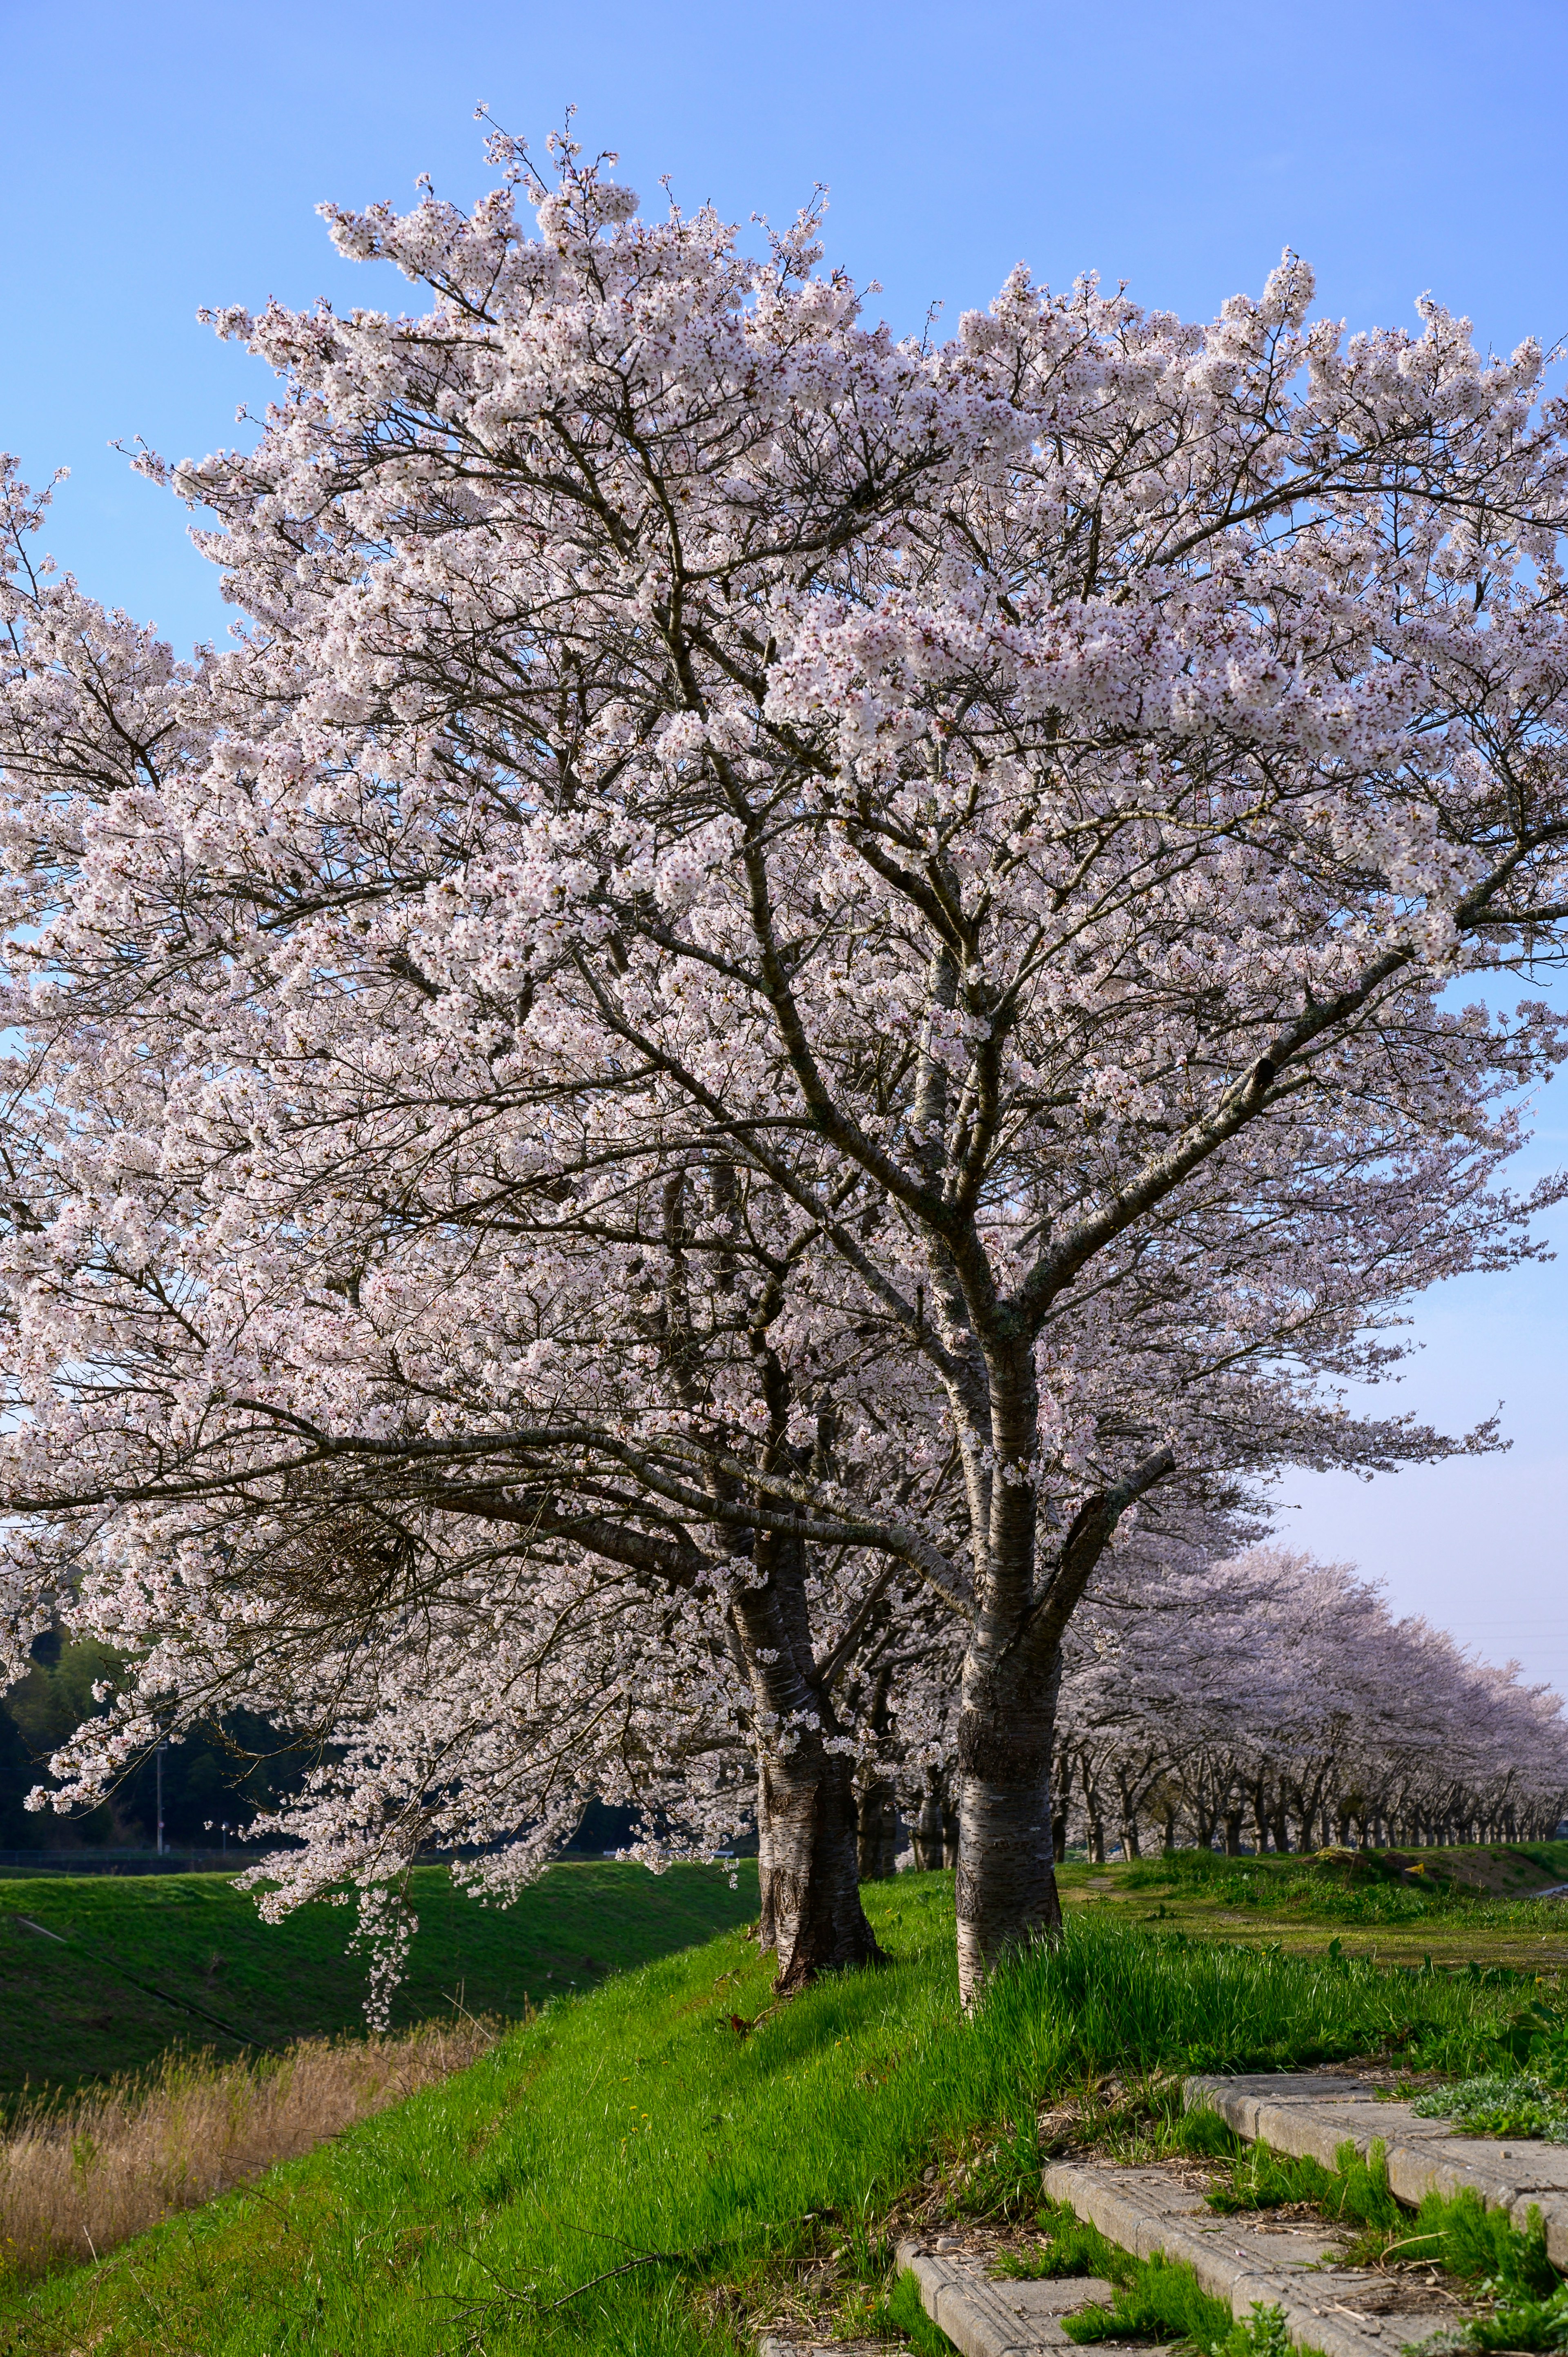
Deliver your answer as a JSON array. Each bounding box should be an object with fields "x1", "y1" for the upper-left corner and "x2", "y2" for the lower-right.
[
  {"x1": 7, "y1": 127, "x2": 1568, "y2": 2007},
  {"x1": 1044, "y1": 1550, "x2": 1568, "y2": 1861}
]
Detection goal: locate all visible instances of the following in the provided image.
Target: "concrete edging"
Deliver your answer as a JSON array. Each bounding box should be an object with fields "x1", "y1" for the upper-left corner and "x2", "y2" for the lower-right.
[{"x1": 1186, "y1": 2072, "x2": 1568, "y2": 2270}]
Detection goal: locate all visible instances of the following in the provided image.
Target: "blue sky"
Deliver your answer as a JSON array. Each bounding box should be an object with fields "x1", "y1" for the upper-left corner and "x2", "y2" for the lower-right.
[{"x1": 4, "y1": 0, "x2": 1567, "y2": 1690}]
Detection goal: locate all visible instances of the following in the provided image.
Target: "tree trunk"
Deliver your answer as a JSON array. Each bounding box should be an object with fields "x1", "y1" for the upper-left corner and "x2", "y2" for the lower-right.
[
  {"x1": 732, "y1": 1548, "x2": 884, "y2": 1996},
  {"x1": 945, "y1": 1347, "x2": 1176, "y2": 2003},
  {"x1": 912, "y1": 1779, "x2": 946, "y2": 1871},
  {"x1": 942, "y1": 1796, "x2": 960, "y2": 1869},
  {"x1": 855, "y1": 1669, "x2": 901, "y2": 1882},
  {"x1": 1252, "y1": 1781, "x2": 1271, "y2": 1853},
  {"x1": 758, "y1": 1744, "x2": 883, "y2": 1994},
  {"x1": 953, "y1": 1650, "x2": 1063, "y2": 2008},
  {"x1": 856, "y1": 1768, "x2": 901, "y2": 1882},
  {"x1": 1223, "y1": 1808, "x2": 1243, "y2": 1856},
  {"x1": 756, "y1": 1762, "x2": 778, "y2": 1951},
  {"x1": 1076, "y1": 1756, "x2": 1103, "y2": 1863}
]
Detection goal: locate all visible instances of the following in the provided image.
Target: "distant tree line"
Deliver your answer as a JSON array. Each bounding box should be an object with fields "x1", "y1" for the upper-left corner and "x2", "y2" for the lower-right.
[
  {"x1": 0, "y1": 1629, "x2": 304, "y2": 1851},
  {"x1": 883, "y1": 1548, "x2": 1568, "y2": 1867}
]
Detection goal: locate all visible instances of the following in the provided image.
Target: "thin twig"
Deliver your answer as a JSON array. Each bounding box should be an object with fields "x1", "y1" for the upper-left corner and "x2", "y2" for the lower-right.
[{"x1": 543, "y1": 2249, "x2": 688, "y2": 2308}]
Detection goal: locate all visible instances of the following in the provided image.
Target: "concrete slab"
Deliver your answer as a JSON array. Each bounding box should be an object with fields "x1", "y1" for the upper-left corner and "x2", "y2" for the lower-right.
[
  {"x1": 1187, "y1": 2072, "x2": 1568, "y2": 2268},
  {"x1": 1040, "y1": 2158, "x2": 1459, "y2": 2357},
  {"x1": 893, "y1": 2246, "x2": 1128, "y2": 2355}
]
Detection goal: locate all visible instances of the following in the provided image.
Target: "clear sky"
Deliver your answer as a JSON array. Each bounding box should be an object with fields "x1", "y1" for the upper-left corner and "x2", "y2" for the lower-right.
[{"x1": 4, "y1": 0, "x2": 1566, "y2": 1692}]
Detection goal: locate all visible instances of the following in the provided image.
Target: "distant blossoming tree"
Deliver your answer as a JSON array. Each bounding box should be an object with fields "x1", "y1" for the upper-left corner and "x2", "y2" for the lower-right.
[
  {"x1": 1054, "y1": 1549, "x2": 1568, "y2": 1860},
  {"x1": 4, "y1": 125, "x2": 1568, "y2": 2005}
]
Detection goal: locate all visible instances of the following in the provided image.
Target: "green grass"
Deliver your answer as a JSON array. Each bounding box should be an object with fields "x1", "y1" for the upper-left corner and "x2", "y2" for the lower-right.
[
  {"x1": 10, "y1": 1840, "x2": 1560, "y2": 2103},
  {"x1": 1088, "y1": 1842, "x2": 1568, "y2": 1927},
  {"x1": 1198, "y1": 2133, "x2": 1568, "y2": 2352},
  {"x1": 3, "y1": 1874, "x2": 1559, "y2": 2356},
  {"x1": 1057, "y1": 1843, "x2": 1568, "y2": 1972},
  {"x1": 0, "y1": 1860, "x2": 756, "y2": 2097}
]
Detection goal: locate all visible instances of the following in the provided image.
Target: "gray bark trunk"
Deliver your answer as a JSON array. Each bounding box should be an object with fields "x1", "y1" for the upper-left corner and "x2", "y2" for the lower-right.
[
  {"x1": 755, "y1": 1762, "x2": 778, "y2": 1951},
  {"x1": 953, "y1": 1651, "x2": 1063, "y2": 2006},
  {"x1": 912, "y1": 1779, "x2": 946, "y2": 1871},
  {"x1": 758, "y1": 1743, "x2": 883, "y2": 1992},
  {"x1": 733, "y1": 1546, "x2": 884, "y2": 1995},
  {"x1": 856, "y1": 1771, "x2": 900, "y2": 1881}
]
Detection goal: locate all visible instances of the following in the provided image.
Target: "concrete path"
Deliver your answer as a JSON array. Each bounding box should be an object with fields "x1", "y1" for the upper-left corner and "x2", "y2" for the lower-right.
[
  {"x1": 755, "y1": 2340, "x2": 900, "y2": 2355},
  {"x1": 1040, "y1": 2156, "x2": 1457, "y2": 2357},
  {"x1": 760, "y1": 2069, "x2": 1566, "y2": 2354}
]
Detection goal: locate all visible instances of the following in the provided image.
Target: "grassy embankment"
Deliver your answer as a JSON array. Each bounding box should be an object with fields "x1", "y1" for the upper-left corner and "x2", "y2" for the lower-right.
[
  {"x1": 4, "y1": 1858, "x2": 1564, "y2": 2357},
  {"x1": 1053, "y1": 1840, "x2": 1568, "y2": 1970},
  {"x1": 0, "y1": 1858, "x2": 755, "y2": 2098}
]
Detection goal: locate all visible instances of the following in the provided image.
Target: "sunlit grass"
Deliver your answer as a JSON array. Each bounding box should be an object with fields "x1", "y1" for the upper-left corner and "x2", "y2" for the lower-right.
[{"x1": 3, "y1": 1873, "x2": 1552, "y2": 2355}]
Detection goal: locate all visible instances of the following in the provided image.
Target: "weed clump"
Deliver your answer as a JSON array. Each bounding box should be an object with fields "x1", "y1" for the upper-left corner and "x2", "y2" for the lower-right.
[
  {"x1": 1413, "y1": 2073, "x2": 1568, "y2": 2143},
  {"x1": 881, "y1": 2268, "x2": 960, "y2": 2352}
]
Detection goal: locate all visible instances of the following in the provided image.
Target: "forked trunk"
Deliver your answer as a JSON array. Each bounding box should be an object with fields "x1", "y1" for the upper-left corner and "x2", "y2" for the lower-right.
[{"x1": 759, "y1": 1744, "x2": 884, "y2": 1994}]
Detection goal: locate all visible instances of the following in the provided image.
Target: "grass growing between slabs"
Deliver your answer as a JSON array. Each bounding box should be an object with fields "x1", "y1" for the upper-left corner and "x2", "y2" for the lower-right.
[
  {"x1": 967, "y1": 2188, "x2": 1287, "y2": 2357},
  {"x1": 4, "y1": 1873, "x2": 1564, "y2": 2357},
  {"x1": 1194, "y1": 2120, "x2": 1568, "y2": 2351},
  {"x1": 991, "y1": 2157, "x2": 1568, "y2": 2357}
]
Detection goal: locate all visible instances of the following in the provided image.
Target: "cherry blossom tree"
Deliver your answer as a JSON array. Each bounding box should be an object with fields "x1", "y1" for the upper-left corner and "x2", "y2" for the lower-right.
[{"x1": 6, "y1": 125, "x2": 1568, "y2": 2002}]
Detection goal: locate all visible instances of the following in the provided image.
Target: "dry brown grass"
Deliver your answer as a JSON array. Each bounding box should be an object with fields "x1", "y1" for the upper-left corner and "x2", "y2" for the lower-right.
[{"x1": 0, "y1": 2014, "x2": 502, "y2": 2281}]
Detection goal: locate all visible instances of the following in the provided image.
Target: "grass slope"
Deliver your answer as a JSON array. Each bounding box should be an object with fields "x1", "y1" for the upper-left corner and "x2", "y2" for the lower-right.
[
  {"x1": 0, "y1": 1861, "x2": 755, "y2": 2097},
  {"x1": 3, "y1": 1871, "x2": 1557, "y2": 2357},
  {"x1": 1056, "y1": 1842, "x2": 1568, "y2": 1969}
]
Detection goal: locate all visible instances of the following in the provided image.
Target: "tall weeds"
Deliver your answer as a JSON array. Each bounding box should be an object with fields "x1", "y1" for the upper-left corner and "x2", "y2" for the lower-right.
[{"x1": 0, "y1": 2016, "x2": 500, "y2": 2281}]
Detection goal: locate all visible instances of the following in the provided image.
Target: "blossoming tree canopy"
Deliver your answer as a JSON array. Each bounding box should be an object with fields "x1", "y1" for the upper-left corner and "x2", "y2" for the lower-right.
[{"x1": 5, "y1": 126, "x2": 1568, "y2": 2004}]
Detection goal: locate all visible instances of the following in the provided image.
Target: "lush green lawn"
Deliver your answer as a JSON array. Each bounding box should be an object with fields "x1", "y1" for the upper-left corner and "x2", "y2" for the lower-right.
[
  {"x1": 3, "y1": 1871, "x2": 1558, "y2": 2357},
  {"x1": 0, "y1": 1860, "x2": 756, "y2": 2097}
]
